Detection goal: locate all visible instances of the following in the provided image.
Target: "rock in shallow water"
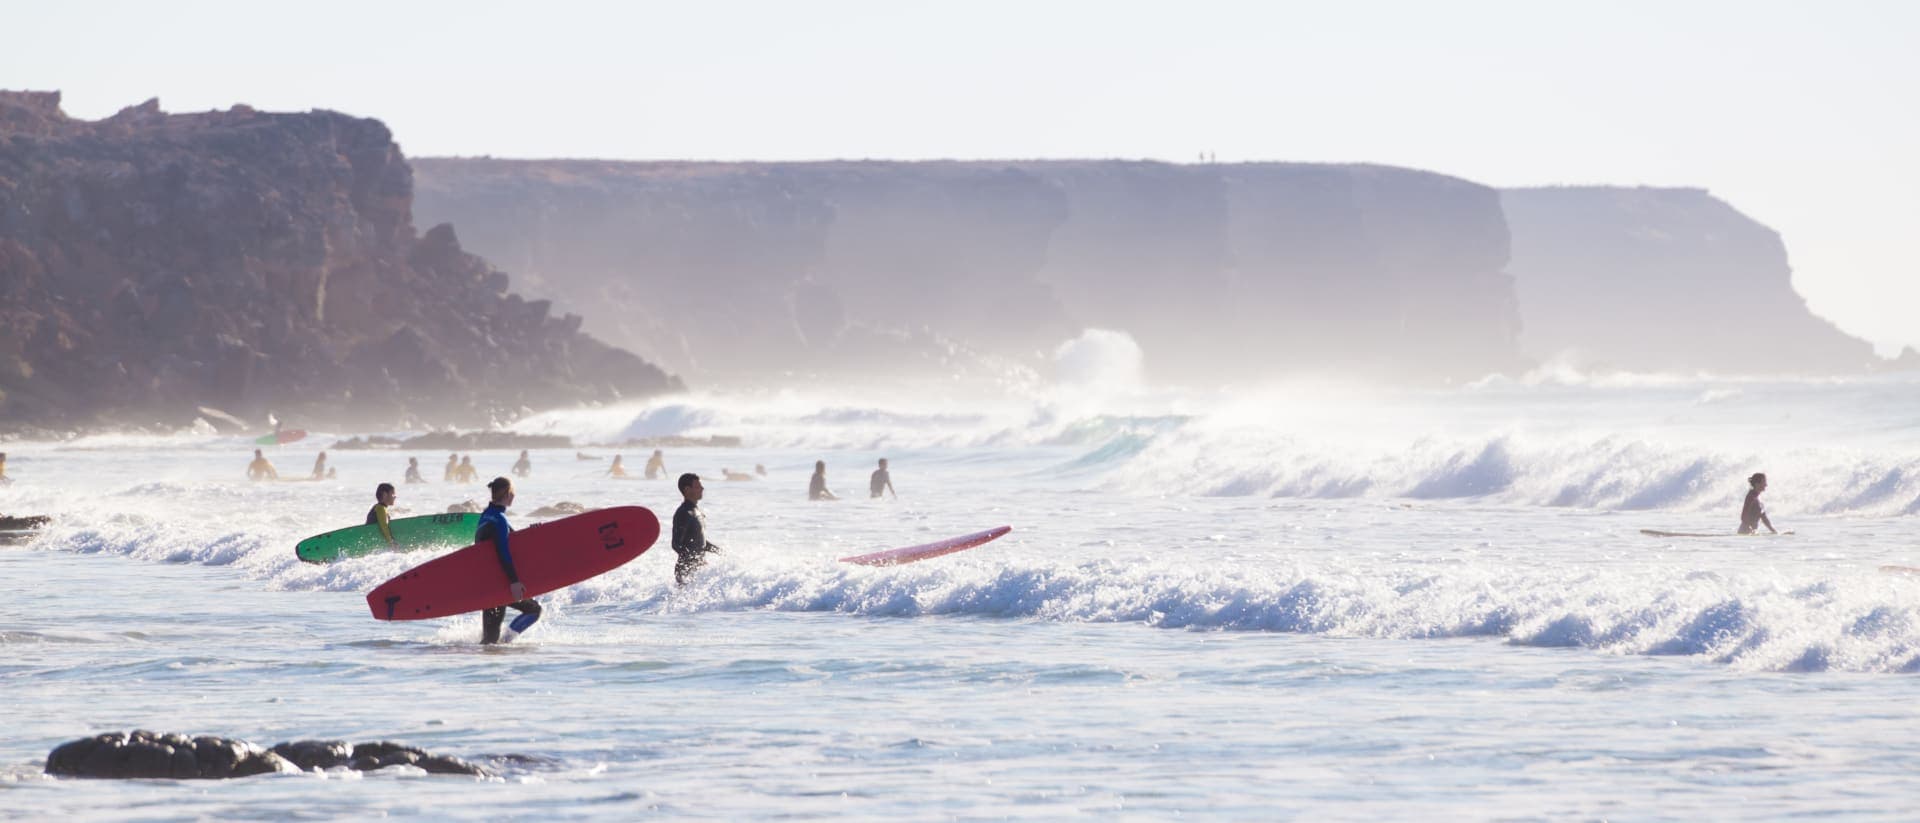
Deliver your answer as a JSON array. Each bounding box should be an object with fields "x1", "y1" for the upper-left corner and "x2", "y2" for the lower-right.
[{"x1": 46, "y1": 731, "x2": 493, "y2": 779}]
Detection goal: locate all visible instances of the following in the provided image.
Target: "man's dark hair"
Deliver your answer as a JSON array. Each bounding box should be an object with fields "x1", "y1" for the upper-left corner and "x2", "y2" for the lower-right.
[
  {"x1": 487, "y1": 476, "x2": 513, "y2": 497},
  {"x1": 678, "y1": 472, "x2": 700, "y2": 492},
  {"x1": 1749, "y1": 472, "x2": 1767, "y2": 486},
  {"x1": 375, "y1": 482, "x2": 395, "y2": 497}
]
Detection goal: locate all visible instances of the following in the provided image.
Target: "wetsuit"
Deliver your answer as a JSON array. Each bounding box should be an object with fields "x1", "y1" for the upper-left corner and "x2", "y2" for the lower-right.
[
  {"x1": 366, "y1": 503, "x2": 395, "y2": 544},
  {"x1": 512, "y1": 456, "x2": 531, "y2": 478},
  {"x1": 809, "y1": 473, "x2": 831, "y2": 500},
  {"x1": 476, "y1": 503, "x2": 541, "y2": 643},
  {"x1": 671, "y1": 499, "x2": 719, "y2": 586},
  {"x1": 404, "y1": 464, "x2": 424, "y2": 484},
  {"x1": 869, "y1": 468, "x2": 891, "y2": 498},
  {"x1": 1739, "y1": 489, "x2": 1766, "y2": 535}
]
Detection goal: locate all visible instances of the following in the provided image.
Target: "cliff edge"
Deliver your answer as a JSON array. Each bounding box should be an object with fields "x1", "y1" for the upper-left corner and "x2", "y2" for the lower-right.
[{"x1": 0, "y1": 92, "x2": 681, "y2": 431}]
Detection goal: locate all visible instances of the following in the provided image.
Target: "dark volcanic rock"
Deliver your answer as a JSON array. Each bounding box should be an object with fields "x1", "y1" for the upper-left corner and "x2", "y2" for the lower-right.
[
  {"x1": 0, "y1": 91, "x2": 682, "y2": 432},
  {"x1": 46, "y1": 731, "x2": 492, "y2": 778},
  {"x1": 46, "y1": 731, "x2": 295, "y2": 779}
]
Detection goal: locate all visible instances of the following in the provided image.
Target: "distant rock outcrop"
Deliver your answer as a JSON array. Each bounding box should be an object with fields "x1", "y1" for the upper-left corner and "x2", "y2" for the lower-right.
[
  {"x1": 412, "y1": 159, "x2": 1527, "y2": 383},
  {"x1": 1502, "y1": 186, "x2": 1879, "y2": 373},
  {"x1": 0, "y1": 92, "x2": 682, "y2": 432}
]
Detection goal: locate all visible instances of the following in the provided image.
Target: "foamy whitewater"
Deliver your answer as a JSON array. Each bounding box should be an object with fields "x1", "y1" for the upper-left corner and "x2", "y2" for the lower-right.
[{"x1": 5, "y1": 372, "x2": 1920, "y2": 819}]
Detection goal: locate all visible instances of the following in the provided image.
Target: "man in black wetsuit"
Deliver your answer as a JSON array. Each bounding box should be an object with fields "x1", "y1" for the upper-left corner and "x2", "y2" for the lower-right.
[
  {"x1": 671, "y1": 472, "x2": 721, "y2": 586},
  {"x1": 476, "y1": 476, "x2": 542, "y2": 644}
]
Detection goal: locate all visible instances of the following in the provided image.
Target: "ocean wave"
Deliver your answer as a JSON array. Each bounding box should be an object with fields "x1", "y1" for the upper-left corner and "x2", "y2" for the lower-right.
[
  {"x1": 35, "y1": 512, "x2": 1920, "y2": 674},
  {"x1": 1095, "y1": 427, "x2": 1920, "y2": 517},
  {"x1": 541, "y1": 556, "x2": 1920, "y2": 673}
]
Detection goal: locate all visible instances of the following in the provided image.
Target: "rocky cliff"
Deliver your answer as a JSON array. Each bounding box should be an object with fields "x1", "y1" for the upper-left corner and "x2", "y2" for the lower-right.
[
  {"x1": 1502, "y1": 186, "x2": 1881, "y2": 373},
  {"x1": 0, "y1": 92, "x2": 680, "y2": 431},
  {"x1": 412, "y1": 159, "x2": 1527, "y2": 383}
]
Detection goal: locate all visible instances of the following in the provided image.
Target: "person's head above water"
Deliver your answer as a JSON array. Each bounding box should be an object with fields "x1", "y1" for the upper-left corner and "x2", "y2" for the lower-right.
[
  {"x1": 814, "y1": 460, "x2": 825, "y2": 473},
  {"x1": 878, "y1": 458, "x2": 888, "y2": 469},
  {"x1": 487, "y1": 476, "x2": 514, "y2": 506},
  {"x1": 1749, "y1": 472, "x2": 1768, "y2": 490},
  {"x1": 253, "y1": 449, "x2": 263, "y2": 459},
  {"x1": 375, "y1": 482, "x2": 395, "y2": 506},
  {"x1": 679, "y1": 472, "x2": 703, "y2": 502}
]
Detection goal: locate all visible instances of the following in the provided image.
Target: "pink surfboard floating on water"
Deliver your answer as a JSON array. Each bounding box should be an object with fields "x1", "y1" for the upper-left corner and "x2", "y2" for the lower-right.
[{"x1": 839, "y1": 525, "x2": 1012, "y2": 567}]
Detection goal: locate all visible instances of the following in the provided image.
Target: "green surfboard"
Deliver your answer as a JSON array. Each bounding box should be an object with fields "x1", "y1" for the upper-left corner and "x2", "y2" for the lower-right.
[{"x1": 295, "y1": 512, "x2": 481, "y2": 564}]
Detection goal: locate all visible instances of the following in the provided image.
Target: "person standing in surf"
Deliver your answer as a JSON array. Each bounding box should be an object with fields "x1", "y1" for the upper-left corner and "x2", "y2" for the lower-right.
[
  {"x1": 367, "y1": 483, "x2": 399, "y2": 548},
  {"x1": 511, "y1": 450, "x2": 532, "y2": 478},
  {"x1": 607, "y1": 455, "x2": 629, "y2": 478},
  {"x1": 672, "y1": 473, "x2": 721, "y2": 586},
  {"x1": 404, "y1": 457, "x2": 425, "y2": 484},
  {"x1": 869, "y1": 458, "x2": 896, "y2": 499},
  {"x1": 443, "y1": 453, "x2": 459, "y2": 482},
  {"x1": 1738, "y1": 472, "x2": 1778, "y2": 535},
  {"x1": 246, "y1": 449, "x2": 278, "y2": 481},
  {"x1": 808, "y1": 460, "x2": 838, "y2": 501},
  {"x1": 477, "y1": 476, "x2": 541, "y2": 644},
  {"x1": 311, "y1": 451, "x2": 329, "y2": 481},
  {"x1": 644, "y1": 449, "x2": 666, "y2": 480}
]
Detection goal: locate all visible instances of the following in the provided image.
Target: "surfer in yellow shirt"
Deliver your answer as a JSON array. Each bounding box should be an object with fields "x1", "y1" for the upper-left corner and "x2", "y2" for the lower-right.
[
  {"x1": 367, "y1": 483, "x2": 398, "y2": 548},
  {"x1": 443, "y1": 453, "x2": 459, "y2": 482},
  {"x1": 247, "y1": 449, "x2": 279, "y2": 481},
  {"x1": 454, "y1": 455, "x2": 479, "y2": 484}
]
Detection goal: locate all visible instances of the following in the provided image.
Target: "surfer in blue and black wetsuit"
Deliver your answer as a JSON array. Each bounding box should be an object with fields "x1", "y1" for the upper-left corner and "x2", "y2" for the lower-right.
[
  {"x1": 477, "y1": 476, "x2": 542, "y2": 644},
  {"x1": 672, "y1": 473, "x2": 721, "y2": 586}
]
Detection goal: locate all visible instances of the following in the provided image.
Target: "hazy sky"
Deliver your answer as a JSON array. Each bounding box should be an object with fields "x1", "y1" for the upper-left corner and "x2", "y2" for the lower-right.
[{"x1": 9, "y1": 0, "x2": 1917, "y2": 353}]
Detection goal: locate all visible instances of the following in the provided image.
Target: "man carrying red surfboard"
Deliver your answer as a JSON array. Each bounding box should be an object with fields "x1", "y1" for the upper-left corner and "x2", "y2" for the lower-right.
[{"x1": 477, "y1": 476, "x2": 542, "y2": 644}]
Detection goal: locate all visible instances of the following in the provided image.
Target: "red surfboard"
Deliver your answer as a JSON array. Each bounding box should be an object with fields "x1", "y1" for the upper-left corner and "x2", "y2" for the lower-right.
[
  {"x1": 367, "y1": 506, "x2": 658, "y2": 620},
  {"x1": 839, "y1": 525, "x2": 1011, "y2": 567}
]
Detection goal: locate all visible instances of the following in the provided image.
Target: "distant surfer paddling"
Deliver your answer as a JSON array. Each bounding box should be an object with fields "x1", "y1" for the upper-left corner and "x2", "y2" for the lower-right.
[
  {"x1": 869, "y1": 458, "x2": 896, "y2": 499},
  {"x1": 1738, "y1": 472, "x2": 1778, "y2": 535},
  {"x1": 512, "y1": 450, "x2": 532, "y2": 479},
  {"x1": 672, "y1": 473, "x2": 721, "y2": 586},
  {"x1": 368, "y1": 483, "x2": 398, "y2": 548},
  {"x1": 246, "y1": 449, "x2": 279, "y2": 481},
  {"x1": 808, "y1": 460, "x2": 838, "y2": 501},
  {"x1": 477, "y1": 476, "x2": 541, "y2": 644},
  {"x1": 644, "y1": 449, "x2": 666, "y2": 480}
]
